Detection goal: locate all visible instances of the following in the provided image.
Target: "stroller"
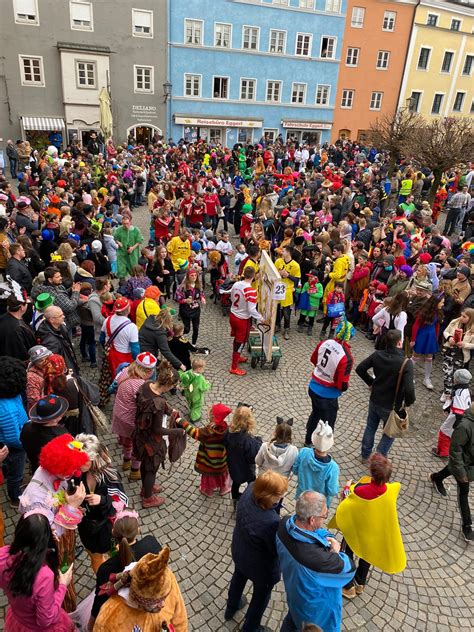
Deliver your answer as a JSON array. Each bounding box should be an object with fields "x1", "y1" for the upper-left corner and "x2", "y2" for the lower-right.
[{"x1": 217, "y1": 278, "x2": 235, "y2": 316}]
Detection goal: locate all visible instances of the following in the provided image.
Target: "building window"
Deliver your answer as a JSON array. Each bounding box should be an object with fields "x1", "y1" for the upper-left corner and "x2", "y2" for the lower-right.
[
  {"x1": 431, "y1": 93, "x2": 444, "y2": 115},
  {"x1": 240, "y1": 78, "x2": 256, "y2": 100},
  {"x1": 295, "y1": 33, "x2": 312, "y2": 56},
  {"x1": 134, "y1": 65, "x2": 153, "y2": 93},
  {"x1": 291, "y1": 82, "x2": 306, "y2": 104},
  {"x1": 242, "y1": 26, "x2": 259, "y2": 50},
  {"x1": 376, "y1": 50, "x2": 390, "y2": 69},
  {"x1": 209, "y1": 128, "x2": 222, "y2": 144},
  {"x1": 321, "y1": 37, "x2": 336, "y2": 59},
  {"x1": 408, "y1": 91, "x2": 421, "y2": 112},
  {"x1": 370, "y1": 91, "x2": 383, "y2": 110},
  {"x1": 463, "y1": 55, "x2": 473, "y2": 76},
  {"x1": 13, "y1": 0, "x2": 39, "y2": 24},
  {"x1": 273, "y1": 0, "x2": 288, "y2": 4},
  {"x1": 266, "y1": 80, "x2": 281, "y2": 102},
  {"x1": 184, "y1": 74, "x2": 201, "y2": 97},
  {"x1": 471, "y1": 100, "x2": 474, "y2": 114},
  {"x1": 382, "y1": 11, "x2": 396, "y2": 31},
  {"x1": 341, "y1": 89, "x2": 354, "y2": 109},
  {"x1": 351, "y1": 7, "x2": 365, "y2": 28},
  {"x1": 299, "y1": 0, "x2": 314, "y2": 7},
  {"x1": 316, "y1": 84, "x2": 330, "y2": 106},
  {"x1": 417, "y1": 47, "x2": 431, "y2": 70},
  {"x1": 185, "y1": 19, "x2": 203, "y2": 45},
  {"x1": 214, "y1": 23, "x2": 231, "y2": 48},
  {"x1": 269, "y1": 29, "x2": 286, "y2": 53},
  {"x1": 19, "y1": 55, "x2": 44, "y2": 86},
  {"x1": 453, "y1": 92, "x2": 465, "y2": 112},
  {"x1": 213, "y1": 76, "x2": 229, "y2": 99},
  {"x1": 325, "y1": 0, "x2": 341, "y2": 12},
  {"x1": 451, "y1": 19, "x2": 461, "y2": 31},
  {"x1": 346, "y1": 47, "x2": 359, "y2": 67},
  {"x1": 264, "y1": 128, "x2": 278, "y2": 142},
  {"x1": 70, "y1": 1, "x2": 93, "y2": 31},
  {"x1": 441, "y1": 51, "x2": 454, "y2": 73},
  {"x1": 75, "y1": 60, "x2": 96, "y2": 88},
  {"x1": 426, "y1": 14, "x2": 438, "y2": 26},
  {"x1": 132, "y1": 9, "x2": 153, "y2": 37}
]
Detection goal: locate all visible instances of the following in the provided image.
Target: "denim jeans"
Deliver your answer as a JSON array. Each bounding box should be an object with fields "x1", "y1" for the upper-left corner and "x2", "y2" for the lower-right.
[
  {"x1": 80, "y1": 324, "x2": 97, "y2": 363},
  {"x1": 8, "y1": 158, "x2": 17, "y2": 179},
  {"x1": 3, "y1": 447, "x2": 26, "y2": 501},
  {"x1": 361, "y1": 400, "x2": 395, "y2": 458},
  {"x1": 227, "y1": 566, "x2": 274, "y2": 632}
]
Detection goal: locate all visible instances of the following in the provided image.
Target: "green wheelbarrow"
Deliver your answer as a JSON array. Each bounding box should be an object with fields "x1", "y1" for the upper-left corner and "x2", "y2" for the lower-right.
[{"x1": 247, "y1": 323, "x2": 282, "y2": 370}]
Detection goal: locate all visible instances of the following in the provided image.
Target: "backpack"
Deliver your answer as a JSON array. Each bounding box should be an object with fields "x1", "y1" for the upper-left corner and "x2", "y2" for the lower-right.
[{"x1": 168, "y1": 413, "x2": 187, "y2": 465}]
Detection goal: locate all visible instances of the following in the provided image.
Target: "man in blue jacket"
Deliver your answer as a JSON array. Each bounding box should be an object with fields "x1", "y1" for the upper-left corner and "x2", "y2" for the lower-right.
[{"x1": 276, "y1": 491, "x2": 355, "y2": 632}]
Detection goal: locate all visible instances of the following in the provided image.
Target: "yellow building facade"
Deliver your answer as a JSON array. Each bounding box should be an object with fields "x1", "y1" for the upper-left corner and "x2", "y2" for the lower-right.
[{"x1": 398, "y1": 0, "x2": 474, "y2": 119}]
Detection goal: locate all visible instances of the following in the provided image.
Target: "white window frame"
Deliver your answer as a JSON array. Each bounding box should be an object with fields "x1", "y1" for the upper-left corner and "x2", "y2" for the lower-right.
[
  {"x1": 463, "y1": 54, "x2": 474, "y2": 76},
  {"x1": 69, "y1": 1, "x2": 93, "y2": 31},
  {"x1": 299, "y1": 0, "x2": 314, "y2": 8},
  {"x1": 184, "y1": 19, "x2": 203, "y2": 45},
  {"x1": 408, "y1": 90, "x2": 423, "y2": 113},
  {"x1": 351, "y1": 7, "x2": 365, "y2": 29},
  {"x1": 441, "y1": 50, "x2": 455, "y2": 74},
  {"x1": 320, "y1": 36, "x2": 336, "y2": 60},
  {"x1": 325, "y1": 0, "x2": 341, "y2": 12},
  {"x1": 295, "y1": 32, "x2": 312, "y2": 57},
  {"x1": 269, "y1": 29, "x2": 287, "y2": 54},
  {"x1": 315, "y1": 84, "x2": 330, "y2": 106},
  {"x1": 450, "y1": 18, "x2": 462, "y2": 31},
  {"x1": 431, "y1": 92, "x2": 444, "y2": 115},
  {"x1": 341, "y1": 89, "x2": 354, "y2": 109},
  {"x1": 240, "y1": 77, "x2": 257, "y2": 101},
  {"x1": 346, "y1": 47, "x2": 360, "y2": 67},
  {"x1": 417, "y1": 46, "x2": 432, "y2": 71},
  {"x1": 369, "y1": 91, "x2": 383, "y2": 110},
  {"x1": 214, "y1": 22, "x2": 232, "y2": 48},
  {"x1": 426, "y1": 13, "x2": 439, "y2": 27},
  {"x1": 291, "y1": 82, "x2": 307, "y2": 104},
  {"x1": 184, "y1": 73, "x2": 201, "y2": 98},
  {"x1": 13, "y1": 0, "x2": 39, "y2": 25},
  {"x1": 75, "y1": 59, "x2": 96, "y2": 89},
  {"x1": 132, "y1": 9, "x2": 153, "y2": 38},
  {"x1": 212, "y1": 75, "x2": 230, "y2": 99},
  {"x1": 272, "y1": 0, "x2": 289, "y2": 4},
  {"x1": 19, "y1": 54, "x2": 44, "y2": 86},
  {"x1": 242, "y1": 25, "x2": 260, "y2": 51},
  {"x1": 376, "y1": 50, "x2": 390, "y2": 70},
  {"x1": 134, "y1": 64, "x2": 154, "y2": 94},
  {"x1": 453, "y1": 91, "x2": 466, "y2": 112},
  {"x1": 266, "y1": 80, "x2": 282, "y2": 103},
  {"x1": 263, "y1": 128, "x2": 278, "y2": 142},
  {"x1": 382, "y1": 11, "x2": 396, "y2": 32}
]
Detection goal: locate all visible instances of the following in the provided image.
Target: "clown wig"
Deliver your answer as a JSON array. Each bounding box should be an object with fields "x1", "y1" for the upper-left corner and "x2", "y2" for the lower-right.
[{"x1": 39, "y1": 433, "x2": 89, "y2": 478}]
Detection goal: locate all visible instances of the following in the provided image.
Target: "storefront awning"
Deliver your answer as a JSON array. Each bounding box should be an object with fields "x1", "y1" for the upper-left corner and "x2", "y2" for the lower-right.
[{"x1": 21, "y1": 116, "x2": 65, "y2": 131}]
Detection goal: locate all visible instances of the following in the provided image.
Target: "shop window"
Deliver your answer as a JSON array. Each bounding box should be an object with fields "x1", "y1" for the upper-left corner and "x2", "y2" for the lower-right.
[
  {"x1": 357, "y1": 130, "x2": 369, "y2": 143},
  {"x1": 263, "y1": 129, "x2": 278, "y2": 142},
  {"x1": 209, "y1": 128, "x2": 222, "y2": 144},
  {"x1": 238, "y1": 128, "x2": 253, "y2": 143}
]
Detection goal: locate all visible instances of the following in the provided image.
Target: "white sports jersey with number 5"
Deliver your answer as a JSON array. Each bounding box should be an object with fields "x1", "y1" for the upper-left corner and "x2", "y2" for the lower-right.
[
  {"x1": 230, "y1": 280, "x2": 262, "y2": 321},
  {"x1": 313, "y1": 339, "x2": 346, "y2": 386}
]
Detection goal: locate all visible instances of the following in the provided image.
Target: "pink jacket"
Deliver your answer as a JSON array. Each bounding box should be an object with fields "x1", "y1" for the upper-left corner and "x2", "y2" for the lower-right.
[
  {"x1": 0, "y1": 545, "x2": 70, "y2": 630},
  {"x1": 111, "y1": 372, "x2": 147, "y2": 438}
]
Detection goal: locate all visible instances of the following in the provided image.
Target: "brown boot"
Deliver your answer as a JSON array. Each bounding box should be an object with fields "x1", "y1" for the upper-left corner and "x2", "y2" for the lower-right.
[
  {"x1": 129, "y1": 468, "x2": 141, "y2": 481},
  {"x1": 142, "y1": 495, "x2": 166, "y2": 509}
]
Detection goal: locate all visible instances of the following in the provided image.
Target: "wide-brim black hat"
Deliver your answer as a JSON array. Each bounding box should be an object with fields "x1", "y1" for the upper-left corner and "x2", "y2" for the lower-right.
[{"x1": 29, "y1": 395, "x2": 69, "y2": 423}]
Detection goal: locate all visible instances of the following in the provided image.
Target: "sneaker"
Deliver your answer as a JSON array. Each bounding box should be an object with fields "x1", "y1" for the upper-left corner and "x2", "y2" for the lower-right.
[
  {"x1": 129, "y1": 469, "x2": 142, "y2": 481},
  {"x1": 429, "y1": 474, "x2": 447, "y2": 497},
  {"x1": 224, "y1": 595, "x2": 248, "y2": 621},
  {"x1": 9, "y1": 499, "x2": 20, "y2": 509},
  {"x1": 297, "y1": 325, "x2": 305, "y2": 333},
  {"x1": 238, "y1": 355, "x2": 248, "y2": 363},
  {"x1": 142, "y1": 495, "x2": 166, "y2": 509},
  {"x1": 342, "y1": 586, "x2": 357, "y2": 599},
  {"x1": 462, "y1": 528, "x2": 474, "y2": 543},
  {"x1": 229, "y1": 367, "x2": 247, "y2": 376},
  {"x1": 423, "y1": 378, "x2": 434, "y2": 390},
  {"x1": 283, "y1": 329, "x2": 290, "y2": 340},
  {"x1": 440, "y1": 392, "x2": 449, "y2": 403},
  {"x1": 140, "y1": 484, "x2": 163, "y2": 496},
  {"x1": 122, "y1": 459, "x2": 131, "y2": 471},
  {"x1": 354, "y1": 581, "x2": 365, "y2": 594}
]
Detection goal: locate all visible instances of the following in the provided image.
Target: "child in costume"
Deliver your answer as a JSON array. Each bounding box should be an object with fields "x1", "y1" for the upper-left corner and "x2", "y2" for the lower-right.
[
  {"x1": 169, "y1": 321, "x2": 197, "y2": 370},
  {"x1": 320, "y1": 281, "x2": 346, "y2": 340},
  {"x1": 296, "y1": 269, "x2": 323, "y2": 336},
  {"x1": 179, "y1": 357, "x2": 210, "y2": 422},
  {"x1": 19, "y1": 434, "x2": 89, "y2": 612},
  {"x1": 255, "y1": 417, "x2": 298, "y2": 478},
  {"x1": 177, "y1": 403, "x2": 232, "y2": 497},
  {"x1": 432, "y1": 369, "x2": 472, "y2": 458},
  {"x1": 293, "y1": 420, "x2": 339, "y2": 506}
]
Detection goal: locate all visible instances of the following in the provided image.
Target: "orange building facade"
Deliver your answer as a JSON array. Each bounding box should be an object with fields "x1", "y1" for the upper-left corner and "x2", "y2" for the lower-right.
[{"x1": 332, "y1": 0, "x2": 417, "y2": 142}]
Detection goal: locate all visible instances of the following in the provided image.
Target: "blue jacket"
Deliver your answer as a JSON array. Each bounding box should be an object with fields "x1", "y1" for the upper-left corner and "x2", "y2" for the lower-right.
[
  {"x1": 276, "y1": 516, "x2": 355, "y2": 632},
  {"x1": 0, "y1": 395, "x2": 28, "y2": 449},
  {"x1": 293, "y1": 448, "x2": 339, "y2": 507},
  {"x1": 231, "y1": 483, "x2": 281, "y2": 585}
]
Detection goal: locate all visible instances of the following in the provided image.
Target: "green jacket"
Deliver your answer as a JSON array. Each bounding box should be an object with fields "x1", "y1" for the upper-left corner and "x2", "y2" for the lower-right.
[{"x1": 449, "y1": 408, "x2": 474, "y2": 481}]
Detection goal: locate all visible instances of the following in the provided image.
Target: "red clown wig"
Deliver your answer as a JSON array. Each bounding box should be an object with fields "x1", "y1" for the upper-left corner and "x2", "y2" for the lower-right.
[{"x1": 39, "y1": 434, "x2": 89, "y2": 478}]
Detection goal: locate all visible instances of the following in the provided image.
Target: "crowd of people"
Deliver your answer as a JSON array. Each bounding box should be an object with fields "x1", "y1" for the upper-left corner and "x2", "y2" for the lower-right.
[{"x1": 0, "y1": 133, "x2": 472, "y2": 632}]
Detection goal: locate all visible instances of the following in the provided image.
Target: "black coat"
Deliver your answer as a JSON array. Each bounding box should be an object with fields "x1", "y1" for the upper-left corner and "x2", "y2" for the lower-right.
[
  {"x1": 6, "y1": 257, "x2": 33, "y2": 293},
  {"x1": 20, "y1": 423, "x2": 69, "y2": 472},
  {"x1": 0, "y1": 313, "x2": 36, "y2": 361},
  {"x1": 231, "y1": 483, "x2": 281, "y2": 585},
  {"x1": 225, "y1": 430, "x2": 262, "y2": 485},
  {"x1": 138, "y1": 316, "x2": 182, "y2": 369},
  {"x1": 37, "y1": 320, "x2": 80, "y2": 374}
]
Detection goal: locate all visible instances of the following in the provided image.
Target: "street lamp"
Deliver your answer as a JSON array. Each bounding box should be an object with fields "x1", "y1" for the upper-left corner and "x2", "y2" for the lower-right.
[{"x1": 405, "y1": 96, "x2": 415, "y2": 112}]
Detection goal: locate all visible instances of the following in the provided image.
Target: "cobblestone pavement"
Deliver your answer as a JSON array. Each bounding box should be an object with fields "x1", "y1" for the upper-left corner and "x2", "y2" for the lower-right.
[{"x1": 1, "y1": 204, "x2": 473, "y2": 631}]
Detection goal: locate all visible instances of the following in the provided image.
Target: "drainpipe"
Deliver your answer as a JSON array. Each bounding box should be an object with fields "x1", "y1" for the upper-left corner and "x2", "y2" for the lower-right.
[
  {"x1": 396, "y1": 0, "x2": 421, "y2": 111},
  {"x1": 167, "y1": 0, "x2": 172, "y2": 140}
]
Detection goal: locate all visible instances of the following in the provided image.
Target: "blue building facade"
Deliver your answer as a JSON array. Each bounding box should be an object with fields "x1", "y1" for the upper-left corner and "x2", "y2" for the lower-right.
[{"x1": 168, "y1": 0, "x2": 346, "y2": 146}]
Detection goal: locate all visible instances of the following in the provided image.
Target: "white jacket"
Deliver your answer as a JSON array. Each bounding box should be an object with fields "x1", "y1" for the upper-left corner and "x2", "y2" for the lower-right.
[{"x1": 255, "y1": 442, "x2": 299, "y2": 478}]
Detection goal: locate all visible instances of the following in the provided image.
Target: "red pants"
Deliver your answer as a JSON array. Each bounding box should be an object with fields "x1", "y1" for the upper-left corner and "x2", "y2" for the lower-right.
[{"x1": 437, "y1": 431, "x2": 451, "y2": 457}]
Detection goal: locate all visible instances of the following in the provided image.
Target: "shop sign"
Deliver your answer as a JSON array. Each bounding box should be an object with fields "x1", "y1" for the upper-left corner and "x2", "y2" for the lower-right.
[
  {"x1": 174, "y1": 116, "x2": 262, "y2": 128},
  {"x1": 282, "y1": 121, "x2": 332, "y2": 130},
  {"x1": 132, "y1": 105, "x2": 158, "y2": 122}
]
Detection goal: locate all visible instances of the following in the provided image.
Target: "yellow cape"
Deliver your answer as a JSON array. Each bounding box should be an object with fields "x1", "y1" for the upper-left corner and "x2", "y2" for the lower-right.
[{"x1": 328, "y1": 477, "x2": 406, "y2": 574}]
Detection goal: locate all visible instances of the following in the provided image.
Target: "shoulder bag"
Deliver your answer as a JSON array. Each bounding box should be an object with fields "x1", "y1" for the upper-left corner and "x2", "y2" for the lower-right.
[{"x1": 383, "y1": 358, "x2": 410, "y2": 439}]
